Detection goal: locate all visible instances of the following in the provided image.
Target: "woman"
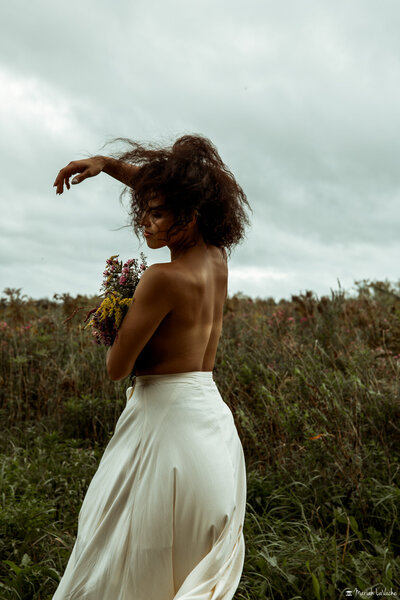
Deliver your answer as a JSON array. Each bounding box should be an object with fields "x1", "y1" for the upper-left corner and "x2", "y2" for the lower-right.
[{"x1": 52, "y1": 134, "x2": 250, "y2": 600}]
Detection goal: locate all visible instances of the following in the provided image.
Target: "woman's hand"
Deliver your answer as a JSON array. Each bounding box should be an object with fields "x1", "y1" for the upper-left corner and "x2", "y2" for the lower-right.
[{"x1": 53, "y1": 156, "x2": 107, "y2": 195}]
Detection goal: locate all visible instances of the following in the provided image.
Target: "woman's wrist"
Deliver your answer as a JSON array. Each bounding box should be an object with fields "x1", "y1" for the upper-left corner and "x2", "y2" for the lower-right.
[{"x1": 92, "y1": 155, "x2": 109, "y2": 172}]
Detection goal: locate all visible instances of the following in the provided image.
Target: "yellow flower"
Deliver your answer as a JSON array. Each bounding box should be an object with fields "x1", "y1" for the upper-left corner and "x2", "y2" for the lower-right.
[{"x1": 84, "y1": 292, "x2": 133, "y2": 332}]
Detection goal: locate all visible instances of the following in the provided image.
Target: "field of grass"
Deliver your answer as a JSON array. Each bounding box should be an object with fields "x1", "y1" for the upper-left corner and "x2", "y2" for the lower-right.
[{"x1": 0, "y1": 280, "x2": 399, "y2": 599}]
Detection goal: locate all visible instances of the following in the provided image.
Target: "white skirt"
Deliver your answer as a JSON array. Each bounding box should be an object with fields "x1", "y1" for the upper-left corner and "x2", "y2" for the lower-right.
[{"x1": 52, "y1": 371, "x2": 247, "y2": 600}]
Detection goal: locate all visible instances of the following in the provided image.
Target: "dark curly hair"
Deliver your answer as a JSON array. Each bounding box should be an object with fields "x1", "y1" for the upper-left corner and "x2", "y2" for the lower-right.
[{"x1": 109, "y1": 134, "x2": 251, "y2": 253}]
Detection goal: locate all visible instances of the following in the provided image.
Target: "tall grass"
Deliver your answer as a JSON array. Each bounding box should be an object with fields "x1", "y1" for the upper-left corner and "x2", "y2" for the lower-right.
[{"x1": 0, "y1": 280, "x2": 399, "y2": 599}]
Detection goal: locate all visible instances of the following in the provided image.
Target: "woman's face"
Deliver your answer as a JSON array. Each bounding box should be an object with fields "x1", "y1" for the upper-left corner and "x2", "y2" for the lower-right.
[{"x1": 139, "y1": 199, "x2": 178, "y2": 249}]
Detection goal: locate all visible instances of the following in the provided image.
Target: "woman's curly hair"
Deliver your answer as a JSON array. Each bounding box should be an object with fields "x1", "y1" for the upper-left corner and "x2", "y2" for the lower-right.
[{"x1": 109, "y1": 134, "x2": 251, "y2": 253}]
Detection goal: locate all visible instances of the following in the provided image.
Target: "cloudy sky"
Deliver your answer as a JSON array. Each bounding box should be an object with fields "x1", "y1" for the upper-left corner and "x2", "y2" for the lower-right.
[{"x1": 1, "y1": 0, "x2": 399, "y2": 302}]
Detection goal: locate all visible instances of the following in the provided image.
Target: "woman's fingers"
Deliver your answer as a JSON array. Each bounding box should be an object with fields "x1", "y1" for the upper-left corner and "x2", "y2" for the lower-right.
[
  {"x1": 71, "y1": 169, "x2": 89, "y2": 185},
  {"x1": 53, "y1": 171, "x2": 63, "y2": 194},
  {"x1": 53, "y1": 171, "x2": 65, "y2": 195},
  {"x1": 53, "y1": 167, "x2": 68, "y2": 194},
  {"x1": 53, "y1": 158, "x2": 102, "y2": 194},
  {"x1": 54, "y1": 162, "x2": 82, "y2": 194}
]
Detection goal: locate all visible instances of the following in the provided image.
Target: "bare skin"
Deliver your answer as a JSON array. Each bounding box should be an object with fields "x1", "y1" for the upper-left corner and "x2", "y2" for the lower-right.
[{"x1": 53, "y1": 156, "x2": 228, "y2": 380}]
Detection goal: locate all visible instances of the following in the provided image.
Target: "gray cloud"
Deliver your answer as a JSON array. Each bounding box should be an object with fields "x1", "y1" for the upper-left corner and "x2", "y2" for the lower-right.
[{"x1": 1, "y1": 0, "x2": 399, "y2": 301}]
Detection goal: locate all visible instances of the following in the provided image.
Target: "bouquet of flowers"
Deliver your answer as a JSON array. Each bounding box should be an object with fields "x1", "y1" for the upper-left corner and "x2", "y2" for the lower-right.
[{"x1": 84, "y1": 253, "x2": 148, "y2": 346}]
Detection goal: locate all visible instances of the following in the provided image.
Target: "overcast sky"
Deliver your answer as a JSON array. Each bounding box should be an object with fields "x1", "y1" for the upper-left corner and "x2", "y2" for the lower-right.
[{"x1": 1, "y1": 0, "x2": 399, "y2": 302}]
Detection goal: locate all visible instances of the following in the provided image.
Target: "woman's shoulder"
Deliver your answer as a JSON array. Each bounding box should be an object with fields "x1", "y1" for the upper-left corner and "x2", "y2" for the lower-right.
[
  {"x1": 137, "y1": 262, "x2": 183, "y2": 297},
  {"x1": 142, "y1": 262, "x2": 178, "y2": 279},
  {"x1": 141, "y1": 247, "x2": 227, "y2": 288},
  {"x1": 134, "y1": 263, "x2": 175, "y2": 295}
]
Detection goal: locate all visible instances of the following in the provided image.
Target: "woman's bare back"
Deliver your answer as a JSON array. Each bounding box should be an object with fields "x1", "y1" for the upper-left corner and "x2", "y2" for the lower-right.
[
  {"x1": 134, "y1": 245, "x2": 227, "y2": 375},
  {"x1": 53, "y1": 138, "x2": 249, "y2": 383}
]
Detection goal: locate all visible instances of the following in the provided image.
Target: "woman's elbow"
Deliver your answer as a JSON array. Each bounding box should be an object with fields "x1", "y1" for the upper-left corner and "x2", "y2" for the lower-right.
[
  {"x1": 106, "y1": 355, "x2": 133, "y2": 381},
  {"x1": 106, "y1": 351, "x2": 122, "y2": 381},
  {"x1": 107, "y1": 366, "x2": 124, "y2": 381},
  {"x1": 106, "y1": 360, "x2": 128, "y2": 381}
]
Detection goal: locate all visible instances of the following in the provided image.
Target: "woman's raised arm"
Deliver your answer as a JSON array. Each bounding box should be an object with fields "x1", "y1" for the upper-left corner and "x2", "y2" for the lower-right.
[{"x1": 53, "y1": 156, "x2": 140, "y2": 195}]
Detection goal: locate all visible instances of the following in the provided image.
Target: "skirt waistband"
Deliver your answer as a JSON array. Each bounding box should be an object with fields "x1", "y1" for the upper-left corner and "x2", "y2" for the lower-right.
[{"x1": 134, "y1": 371, "x2": 214, "y2": 387}]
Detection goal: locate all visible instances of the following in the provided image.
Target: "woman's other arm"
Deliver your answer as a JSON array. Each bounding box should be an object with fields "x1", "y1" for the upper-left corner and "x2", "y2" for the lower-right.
[
  {"x1": 53, "y1": 156, "x2": 139, "y2": 194},
  {"x1": 106, "y1": 264, "x2": 174, "y2": 381}
]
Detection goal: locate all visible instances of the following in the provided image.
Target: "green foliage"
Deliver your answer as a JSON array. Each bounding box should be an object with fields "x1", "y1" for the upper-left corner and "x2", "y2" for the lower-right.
[
  {"x1": 0, "y1": 427, "x2": 102, "y2": 599},
  {"x1": 0, "y1": 280, "x2": 400, "y2": 598}
]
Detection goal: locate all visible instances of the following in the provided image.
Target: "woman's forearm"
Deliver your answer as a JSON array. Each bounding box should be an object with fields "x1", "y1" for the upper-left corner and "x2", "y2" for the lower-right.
[{"x1": 98, "y1": 156, "x2": 140, "y2": 187}]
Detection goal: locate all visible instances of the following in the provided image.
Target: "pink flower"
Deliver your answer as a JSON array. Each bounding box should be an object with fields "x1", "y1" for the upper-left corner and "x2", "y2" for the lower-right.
[{"x1": 119, "y1": 275, "x2": 127, "y2": 285}]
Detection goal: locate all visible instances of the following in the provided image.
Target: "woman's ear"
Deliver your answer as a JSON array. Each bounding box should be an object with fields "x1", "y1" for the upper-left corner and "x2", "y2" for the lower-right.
[
  {"x1": 188, "y1": 209, "x2": 199, "y2": 229},
  {"x1": 182, "y1": 210, "x2": 199, "y2": 231},
  {"x1": 182, "y1": 210, "x2": 198, "y2": 231}
]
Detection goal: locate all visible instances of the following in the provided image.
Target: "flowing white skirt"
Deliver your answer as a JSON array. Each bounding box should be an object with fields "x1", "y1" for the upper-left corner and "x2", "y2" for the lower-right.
[{"x1": 52, "y1": 371, "x2": 247, "y2": 600}]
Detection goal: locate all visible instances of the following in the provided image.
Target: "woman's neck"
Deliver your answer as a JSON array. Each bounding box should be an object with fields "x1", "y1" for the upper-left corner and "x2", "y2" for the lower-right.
[{"x1": 169, "y1": 231, "x2": 207, "y2": 262}]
